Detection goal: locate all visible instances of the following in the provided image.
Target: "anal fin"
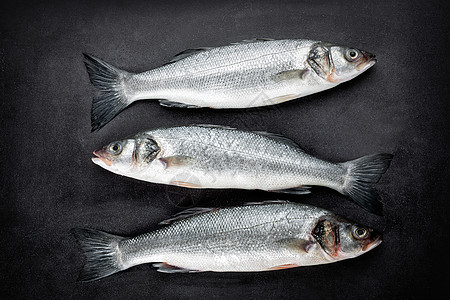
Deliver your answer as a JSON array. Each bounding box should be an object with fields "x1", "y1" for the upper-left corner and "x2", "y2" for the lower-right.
[
  {"x1": 268, "y1": 263, "x2": 300, "y2": 271},
  {"x1": 159, "y1": 99, "x2": 201, "y2": 108},
  {"x1": 170, "y1": 180, "x2": 201, "y2": 188},
  {"x1": 159, "y1": 156, "x2": 194, "y2": 169},
  {"x1": 271, "y1": 186, "x2": 312, "y2": 195},
  {"x1": 152, "y1": 262, "x2": 202, "y2": 273}
]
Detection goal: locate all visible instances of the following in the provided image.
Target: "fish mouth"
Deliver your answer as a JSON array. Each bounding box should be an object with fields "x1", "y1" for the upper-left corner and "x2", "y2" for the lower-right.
[
  {"x1": 356, "y1": 50, "x2": 377, "y2": 71},
  {"x1": 92, "y1": 149, "x2": 113, "y2": 166},
  {"x1": 362, "y1": 236, "x2": 382, "y2": 252}
]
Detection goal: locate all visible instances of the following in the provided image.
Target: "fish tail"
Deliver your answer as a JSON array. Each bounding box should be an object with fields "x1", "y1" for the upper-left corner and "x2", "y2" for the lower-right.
[
  {"x1": 340, "y1": 153, "x2": 393, "y2": 215},
  {"x1": 83, "y1": 53, "x2": 132, "y2": 131},
  {"x1": 71, "y1": 228, "x2": 126, "y2": 282}
]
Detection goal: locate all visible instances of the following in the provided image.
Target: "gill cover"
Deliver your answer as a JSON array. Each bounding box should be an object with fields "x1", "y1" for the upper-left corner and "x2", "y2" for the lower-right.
[
  {"x1": 307, "y1": 44, "x2": 335, "y2": 82},
  {"x1": 132, "y1": 136, "x2": 160, "y2": 166},
  {"x1": 312, "y1": 219, "x2": 340, "y2": 257}
]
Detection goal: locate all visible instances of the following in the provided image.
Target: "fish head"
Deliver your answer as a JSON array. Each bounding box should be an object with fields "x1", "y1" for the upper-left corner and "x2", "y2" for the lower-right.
[
  {"x1": 312, "y1": 217, "x2": 381, "y2": 261},
  {"x1": 307, "y1": 43, "x2": 376, "y2": 84},
  {"x1": 92, "y1": 134, "x2": 160, "y2": 174}
]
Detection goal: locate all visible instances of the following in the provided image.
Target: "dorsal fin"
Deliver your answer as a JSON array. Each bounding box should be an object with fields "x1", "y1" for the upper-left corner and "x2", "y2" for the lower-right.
[
  {"x1": 167, "y1": 39, "x2": 275, "y2": 64},
  {"x1": 159, "y1": 207, "x2": 217, "y2": 225},
  {"x1": 159, "y1": 201, "x2": 293, "y2": 225},
  {"x1": 168, "y1": 47, "x2": 212, "y2": 63},
  {"x1": 192, "y1": 125, "x2": 303, "y2": 150},
  {"x1": 230, "y1": 38, "x2": 275, "y2": 45},
  {"x1": 242, "y1": 200, "x2": 291, "y2": 206},
  {"x1": 192, "y1": 124, "x2": 237, "y2": 130},
  {"x1": 253, "y1": 131, "x2": 303, "y2": 150}
]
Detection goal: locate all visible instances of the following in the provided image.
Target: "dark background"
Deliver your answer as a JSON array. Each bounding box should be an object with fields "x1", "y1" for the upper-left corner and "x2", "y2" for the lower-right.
[{"x1": 1, "y1": 0, "x2": 449, "y2": 298}]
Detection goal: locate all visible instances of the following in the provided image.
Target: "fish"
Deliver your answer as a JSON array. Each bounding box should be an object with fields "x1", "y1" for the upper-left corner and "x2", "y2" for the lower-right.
[
  {"x1": 83, "y1": 38, "x2": 377, "y2": 131},
  {"x1": 72, "y1": 201, "x2": 382, "y2": 282},
  {"x1": 92, "y1": 125, "x2": 392, "y2": 214}
]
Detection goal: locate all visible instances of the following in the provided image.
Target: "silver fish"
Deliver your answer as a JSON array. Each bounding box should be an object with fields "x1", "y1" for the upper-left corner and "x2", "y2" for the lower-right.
[
  {"x1": 84, "y1": 38, "x2": 376, "y2": 131},
  {"x1": 92, "y1": 125, "x2": 392, "y2": 214},
  {"x1": 72, "y1": 201, "x2": 382, "y2": 282}
]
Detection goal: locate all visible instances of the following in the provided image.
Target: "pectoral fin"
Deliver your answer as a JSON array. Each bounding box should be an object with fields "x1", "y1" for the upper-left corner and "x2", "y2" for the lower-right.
[
  {"x1": 267, "y1": 239, "x2": 315, "y2": 271},
  {"x1": 272, "y1": 69, "x2": 309, "y2": 82},
  {"x1": 159, "y1": 156, "x2": 194, "y2": 169},
  {"x1": 280, "y1": 238, "x2": 316, "y2": 254}
]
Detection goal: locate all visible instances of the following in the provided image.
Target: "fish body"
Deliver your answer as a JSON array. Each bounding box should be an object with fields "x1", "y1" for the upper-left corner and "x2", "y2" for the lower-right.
[
  {"x1": 92, "y1": 125, "x2": 392, "y2": 214},
  {"x1": 84, "y1": 39, "x2": 376, "y2": 130},
  {"x1": 129, "y1": 40, "x2": 329, "y2": 108},
  {"x1": 72, "y1": 201, "x2": 382, "y2": 281}
]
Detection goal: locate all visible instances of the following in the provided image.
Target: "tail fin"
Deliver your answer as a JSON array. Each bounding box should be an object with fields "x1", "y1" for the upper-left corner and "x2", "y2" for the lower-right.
[
  {"x1": 83, "y1": 53, "x2": 132, "y2": 131},
  {"x1": 340, "y1": 153, "x2": 393, "y2": 215},
  {"x1": 71, "y1": 228, "x2": 125, "y2": 282}
]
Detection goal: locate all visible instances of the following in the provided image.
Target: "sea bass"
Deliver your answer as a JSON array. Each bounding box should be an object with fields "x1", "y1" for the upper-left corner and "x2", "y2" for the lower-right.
[
  {"x1": 84, "y1": 38, "x2": 377, "y2": 131},
  {"x1": 92, "y1": 125, "x2": 392, "y2": 214},
  {"x1": 72, "y1": 201, "x2": 382, "y2": 282}
]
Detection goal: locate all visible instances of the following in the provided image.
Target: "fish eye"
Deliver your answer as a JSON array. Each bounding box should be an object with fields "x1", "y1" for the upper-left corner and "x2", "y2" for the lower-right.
[
  {"x1": 345, "y1": 49, "x2": 360, "y2": 62},
  {"x1": 109, "y1": 142, "x2": 123, "y2": 154},
  {"x1": 352, "y1": 225, "x2": 369, "y2": 239}
]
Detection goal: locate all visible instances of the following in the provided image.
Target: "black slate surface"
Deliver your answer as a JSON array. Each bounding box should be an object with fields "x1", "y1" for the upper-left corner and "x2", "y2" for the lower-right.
[{"x1": 1, "y1": 0, "x2": 449, "y2": 298}]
